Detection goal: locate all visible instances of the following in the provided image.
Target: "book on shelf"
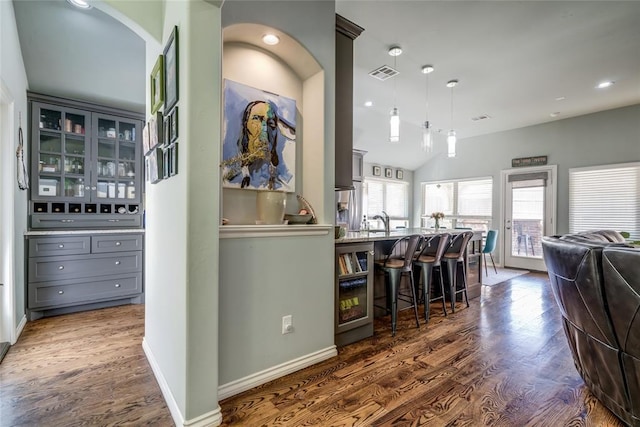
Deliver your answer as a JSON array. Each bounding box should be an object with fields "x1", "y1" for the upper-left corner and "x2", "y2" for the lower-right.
[
  {"x1": 356, "y1": 253, "x2": 367, "y2": 272},
  {"x1": 342, "y1": 254, "x2": 353, "y2": 274},
  {"x1": 338, "y1": 255, "x2": 348, "y2": 275}
]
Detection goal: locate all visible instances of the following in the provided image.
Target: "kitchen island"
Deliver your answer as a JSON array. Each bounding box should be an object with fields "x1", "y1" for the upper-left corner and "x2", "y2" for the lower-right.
[{"x1": 334, "y1": 229, "x2": 483, "y2": 345}]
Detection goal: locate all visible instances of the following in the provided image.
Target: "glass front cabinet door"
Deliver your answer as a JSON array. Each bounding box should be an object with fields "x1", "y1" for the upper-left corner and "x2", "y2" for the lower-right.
[
  {"x1": 31, "y1": 103, "x2": 91, "y2": 211},
  {"x1": 30, "y1": 97, "x2": 143, "y2": 223},
  {"x1": 93, "y1": 113, "x2": 141, "y2": 207}
]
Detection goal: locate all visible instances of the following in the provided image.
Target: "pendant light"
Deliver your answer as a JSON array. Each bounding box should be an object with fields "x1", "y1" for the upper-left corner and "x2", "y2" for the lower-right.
[
  {"x1": 421, "y1": 65, "x2": 434, "y2": 152},
  {"x1": 446, "y1": 79, "x2": 458, "y2": 158},
  {"x1": 388, "y1": 46, "x2": 402, "y2": 143}
]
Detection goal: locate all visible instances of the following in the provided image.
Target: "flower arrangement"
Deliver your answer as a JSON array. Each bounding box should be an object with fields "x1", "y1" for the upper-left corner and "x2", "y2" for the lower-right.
[{"x1": 430, "y1": 212, "x2": 445, "y2": 230}]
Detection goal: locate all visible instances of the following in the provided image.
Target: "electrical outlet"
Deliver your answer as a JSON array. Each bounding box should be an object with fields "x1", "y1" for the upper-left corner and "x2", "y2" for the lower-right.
[{"x1": 282, "y1": 315, "x2": 293, "y2": 334}]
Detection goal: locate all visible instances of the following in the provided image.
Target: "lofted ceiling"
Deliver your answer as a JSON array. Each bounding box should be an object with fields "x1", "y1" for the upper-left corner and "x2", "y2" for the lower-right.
[{"x1": 12, "y1": 1, "x2": 640, "y2": 171}]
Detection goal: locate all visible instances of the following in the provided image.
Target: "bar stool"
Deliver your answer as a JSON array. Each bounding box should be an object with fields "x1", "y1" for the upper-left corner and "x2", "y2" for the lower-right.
[
  {"x1": 443, "y1": 231, "x2": 474, "y2": 313},
  {"x1": 374, "y1": 234, "x2": 422, "y2": 336},
  {"x1": 413, "y1": 233, "x2": 451, "y2": 322}
]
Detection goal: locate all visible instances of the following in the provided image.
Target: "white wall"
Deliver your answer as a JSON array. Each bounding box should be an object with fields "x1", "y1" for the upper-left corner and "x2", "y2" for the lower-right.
[
  {"x1": 413, "y1": 104, "x2": 640, "y2": 235},
  {"x1": 1, "y1": 0, "x2": 29, "y2": 338}
]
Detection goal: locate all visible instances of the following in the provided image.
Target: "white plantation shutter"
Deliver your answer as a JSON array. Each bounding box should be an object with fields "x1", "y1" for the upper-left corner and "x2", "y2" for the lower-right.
[
  {"x1": 364, "y1": 179, "x2": 409, "y2": 224},
  {"x1": 569, "y1": 163, "x2": 640, "y2": 239},
  {"x1": 423, "y1": 183, "x2": 454, "y2": 215},
  {"x1": 385, "y1": 182, "x2": 408, "y2": 217},
  {"x1": 458, "y1": 179, "x2": 492, "y2": 216}
]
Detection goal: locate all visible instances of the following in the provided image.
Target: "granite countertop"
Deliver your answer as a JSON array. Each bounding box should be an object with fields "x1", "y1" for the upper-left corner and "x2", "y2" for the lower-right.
[{"x1": 335, "y1": 228, "x2": 481, "y2": 244}]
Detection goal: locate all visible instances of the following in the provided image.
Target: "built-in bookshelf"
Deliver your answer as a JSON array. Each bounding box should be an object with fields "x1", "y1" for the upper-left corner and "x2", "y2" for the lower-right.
[{"x1": 335, "y1": 242, "x2": 374, "y2": 346}]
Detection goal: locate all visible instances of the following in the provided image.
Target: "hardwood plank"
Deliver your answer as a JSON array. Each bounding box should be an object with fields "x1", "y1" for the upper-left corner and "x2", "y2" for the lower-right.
[{"x1": 0, "y1": 272, "x2": 627, "y2": 426}]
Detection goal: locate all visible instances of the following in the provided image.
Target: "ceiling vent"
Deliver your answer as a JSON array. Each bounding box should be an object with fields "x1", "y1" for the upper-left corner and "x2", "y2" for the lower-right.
[
  {"x1": 471, "y1": 114, "x2": 492, "y2": 121},
  {"x1": 369, "y1": 65, "x2": 399, "y2": 81}
]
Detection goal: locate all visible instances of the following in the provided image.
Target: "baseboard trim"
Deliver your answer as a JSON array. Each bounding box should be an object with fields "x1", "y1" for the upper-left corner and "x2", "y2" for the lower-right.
[
  {"x1": 183, "y1": 409, "x2": 223, "y2": 427},
  {"x1": 143, "y1": 338, "x2": 223, "y2": 427},
  {"x1": 14, "y1": 314, "x2": 26, "y2": 344},
  {"x1": 218, "y1": 345, "x2": 337, "y2": 400}
]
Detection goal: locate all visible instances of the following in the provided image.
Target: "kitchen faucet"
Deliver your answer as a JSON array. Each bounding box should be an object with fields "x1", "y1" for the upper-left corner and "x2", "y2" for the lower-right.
[{"x1": 372, "y1": 211, "x2": 390, "y2": 233}]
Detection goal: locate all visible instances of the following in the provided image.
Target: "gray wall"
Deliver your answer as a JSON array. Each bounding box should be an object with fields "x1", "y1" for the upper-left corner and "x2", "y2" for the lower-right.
[
  {"x1": 1, "y1": 0, "x2": 29, "y2": 335},
  {"x1": 413, "y1": 104, "x2": 640, "y2": 236}
]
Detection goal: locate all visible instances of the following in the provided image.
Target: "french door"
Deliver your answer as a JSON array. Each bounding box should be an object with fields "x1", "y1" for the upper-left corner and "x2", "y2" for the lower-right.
[{"x1": 501, "y1": 165, "x2": 556, "y2": 271}]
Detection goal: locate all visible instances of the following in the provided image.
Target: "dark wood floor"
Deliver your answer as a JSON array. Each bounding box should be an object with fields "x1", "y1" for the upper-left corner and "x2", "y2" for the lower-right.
[{"x1": 0, "y1": 272, "x2": 623, "y2": 426}]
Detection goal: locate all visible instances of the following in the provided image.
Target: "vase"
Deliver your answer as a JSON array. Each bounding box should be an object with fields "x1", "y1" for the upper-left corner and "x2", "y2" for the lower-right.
[
  {"x1": 256, "y1": 190, "x2": 287, "y2": 225},
  {"x1": 435, "y1": 218, "x2": 440, "y2": 231}
]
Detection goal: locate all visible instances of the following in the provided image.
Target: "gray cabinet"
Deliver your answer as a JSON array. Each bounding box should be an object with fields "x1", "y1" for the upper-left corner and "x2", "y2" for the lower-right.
[
  {"x1": 26, "y1": 232, "x2": 144, "y2": 320},
  {"x1": 29, "y1": 93, "x2": 144, "y2": 228},
  {"x1": 335, "y1": 15, "x2": 364, "y2": 190},
  {"x1": 352, "y1": 149, "x2": 365, "y2": 182}
]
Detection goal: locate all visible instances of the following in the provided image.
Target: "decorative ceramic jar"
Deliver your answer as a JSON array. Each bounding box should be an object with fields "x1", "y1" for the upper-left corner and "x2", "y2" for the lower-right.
[{"x1": 256, "y1": 190, "x2": 287, "y2": 224}]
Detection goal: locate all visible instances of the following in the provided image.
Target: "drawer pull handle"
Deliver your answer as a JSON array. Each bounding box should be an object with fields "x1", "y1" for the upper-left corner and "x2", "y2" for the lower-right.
[
  {"x1": 115, "y1": 261, "x2": 121, "y2": 265},
  {"x1": 115, "y1": 283, "x2": 121, "y2": 288},
  {"x1": 115, "y1": 242, "x2": 121, "y2": 246},
  {"x1": 58, "y1": 290, "x2": 64, "y2": 295},
  {"x1": 108, "y1": 219, "x2": 120, "y2": 222},
  {"x1": 58, "y1": 265, "x2": 64, "y2": 270},
  {"x1": 58, "y1": 244, "x2": 64, "y2": 248}
]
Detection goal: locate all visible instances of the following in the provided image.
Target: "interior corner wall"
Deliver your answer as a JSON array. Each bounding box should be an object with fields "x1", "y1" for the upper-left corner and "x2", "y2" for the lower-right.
[
  {"x1": 221, "y1": 0, "x2": 336, "y2": 225},
  {"x1": 221, "y1": 43, "x2": 304, "y2": 224},
  {"x1": 412, "y1": 104, "x2": 640, "y2": 235},
  {"x1": 142, "y1": 0, "x2": 222, "y2": 424},
  {"x1": 1, "y1": 0, "x2": 29, "y2": 333}
]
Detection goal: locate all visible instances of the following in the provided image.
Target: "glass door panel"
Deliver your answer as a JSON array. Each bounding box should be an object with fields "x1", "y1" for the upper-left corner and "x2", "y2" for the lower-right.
[
  {"x1": 39, "y1": 109, "x2": 61, "y2": 131},
  {"x1": 510, "y1": 186, "x2": 544, "y2": 259},
  {"x1": 63, "y1": 112, "x2": 86, "y2": 135}
]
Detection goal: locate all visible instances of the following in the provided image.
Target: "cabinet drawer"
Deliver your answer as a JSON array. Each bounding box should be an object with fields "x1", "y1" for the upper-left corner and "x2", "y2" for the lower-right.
[
  {"x1": 31, "y1": 214, "x2": 142, "y2": 229},
  {"x1": 29, "y1": 236, "x2": 90, "y2": 257},
  {"x1": 29, "y1": 251, "x2": 141, "y2": 282},
  {"x1": 29, "y1": 273, "x2": 142, "y2": 308},
  {"x1": 92, "y1": 234, "x2": 142, "y2": 253}
]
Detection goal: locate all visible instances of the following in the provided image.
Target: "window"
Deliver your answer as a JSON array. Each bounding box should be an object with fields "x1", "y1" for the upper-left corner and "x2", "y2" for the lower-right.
[
  {"x1": 569, "y1": 162, "x2": 640, "y2": 239},
  {"x1": 364, "y1": 178, "x2": 409, "y2": 230},
  {"x1": 421, "y1": 177, "x2": 492, "y2": 232}
]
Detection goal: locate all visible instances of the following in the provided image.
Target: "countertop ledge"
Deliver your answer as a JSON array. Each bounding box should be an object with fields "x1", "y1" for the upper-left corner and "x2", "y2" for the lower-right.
[
  {"x1": 25, "y1": 229, "x2": 145, "y2": 236},
  {"x1": 336, "y1": 228, "x2": 482, "y2": 243},
  {"x1": 220, "y1": 224, "x2": 333, "y2": 239}
]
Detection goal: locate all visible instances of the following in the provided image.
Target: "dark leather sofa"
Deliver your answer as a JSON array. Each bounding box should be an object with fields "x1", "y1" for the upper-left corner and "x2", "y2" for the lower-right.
[{"x1": 542, "y1": 230, "x2": 640, "y2": 426}]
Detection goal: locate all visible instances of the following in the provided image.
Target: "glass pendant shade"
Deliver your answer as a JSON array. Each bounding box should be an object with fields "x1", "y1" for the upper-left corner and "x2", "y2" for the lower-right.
[
  {"x1": 447, "y1": 130, "x2": 457, "y2": 158},
  {"x1": 421, "y1": 121, "x2": 432, "y2": 152},
  {"x1": 389, "y1": 108, "x2": 400, "y2": 143}
]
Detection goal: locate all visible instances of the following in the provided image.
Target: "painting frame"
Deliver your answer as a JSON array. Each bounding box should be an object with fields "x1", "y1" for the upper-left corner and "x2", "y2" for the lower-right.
[
  {"x1": 169, "y1": 106, "x2": 178, "y2": 143},
  {"x1": 385, "y1": 167, "x2": 392, "y2": 178},
  {"x1": 146, "y1": 147, "x2": 163, "y2": 184},
  {"x1": 221, "y1": 79, "x2": 297, "y2": 192},
  {"x1": 150, "y1": 55, "x2": 164, "y2": 114},
  {"x1": 142, "y1": 121, "x2": 151, "y2": 155},
  {"x1": 148, "y1": 111, "x2": 163, "y2": 153},
  {"x1": 372, "y1": 165, "x2": 381, "y2": 176},
  {"x1": 163, "y1": 26, "x2": 179, "y2": 112},
  {"x1": 169, "y1": 143, "x2": 178, "y2": 176},
  {"x1": 163, "y1": 115, "x2": 171, "y2": 147},
  {"x1": 396, "y1": 169, "x2": 403, "y2": 180}
]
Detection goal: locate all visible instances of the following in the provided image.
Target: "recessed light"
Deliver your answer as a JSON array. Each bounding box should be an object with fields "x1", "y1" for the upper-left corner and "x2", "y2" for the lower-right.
[
  {"x1": 596, "y1": 81, "x2": 614, "y2": 89},
  {"x1": 262, "y1": 34, "x2": 280, "y2": 46},
  {"x1": 67, "y1": 0, "x2": 92, "y2": 9},
  {"x1": 364, "y1": 101, "x2": 373, "y2": 107},
  {"x1": 550, "y1": 112, "x2": 561, "y2": 117},
  {"x1": 388, "y1": 46, "x2": 402, "y2": 57},
  {"x1": 555, "y1": 96, "x2": 566, "y2": 101}
]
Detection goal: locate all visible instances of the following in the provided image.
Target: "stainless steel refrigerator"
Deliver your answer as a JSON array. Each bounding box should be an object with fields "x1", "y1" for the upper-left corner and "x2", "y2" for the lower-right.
[{"x1": 336, "y1": 181, "x2": 362, "y2": 231}]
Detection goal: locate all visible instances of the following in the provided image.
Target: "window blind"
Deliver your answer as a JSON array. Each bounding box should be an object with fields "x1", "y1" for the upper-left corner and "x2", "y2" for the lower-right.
[
  {"x1": 569, "y1": 163, "x2": 640, "y2": 239},
  {"x1": 458, "y1": 179, "x2": 492, "y2": 216},
  {"x1": 364, "y1": 179, "x2": 408, "y2": 220}
]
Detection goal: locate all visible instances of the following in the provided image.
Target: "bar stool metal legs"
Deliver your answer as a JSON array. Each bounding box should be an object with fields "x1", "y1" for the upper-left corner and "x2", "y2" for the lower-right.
[{"x1": 415, "y1": 262, "x2": 447, "y2": 322}]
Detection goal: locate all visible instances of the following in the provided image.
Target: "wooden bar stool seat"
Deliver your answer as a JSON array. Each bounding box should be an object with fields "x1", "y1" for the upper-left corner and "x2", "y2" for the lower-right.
[
  {"x1": 374, "y1": 234, "x2": 422, "y2": 336},
  {"x1": 413, "y1": 233, "x2": 451, "y2": 322},
  {"x1": 443, "y1": 231, "x2": 474, "y2": 313}
]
